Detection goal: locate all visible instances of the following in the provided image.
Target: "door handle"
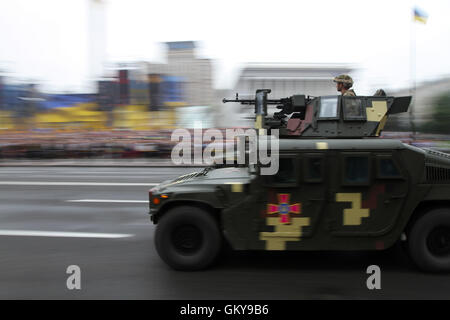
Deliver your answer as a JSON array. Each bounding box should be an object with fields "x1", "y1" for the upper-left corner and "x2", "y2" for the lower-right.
[
  {"x1": 384, "y1": 194, "x2": 406, "y2": 204},
  {"x1": 389, "y1": 194, "x2": 406, "y2": 199}
]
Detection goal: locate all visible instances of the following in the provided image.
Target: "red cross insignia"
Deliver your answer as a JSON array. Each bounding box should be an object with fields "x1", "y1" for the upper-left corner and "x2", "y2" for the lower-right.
[{"x1": 267, "y1": 193, "x2": 301, "y2": 224}]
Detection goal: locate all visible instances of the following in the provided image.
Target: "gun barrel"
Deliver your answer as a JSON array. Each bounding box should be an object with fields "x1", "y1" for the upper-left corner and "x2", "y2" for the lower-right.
[
  {"x1": 222, "y1": 98, "x2": 255, "y2": 104},
  {"x1": 222, "y1": 98, "x2": 284, "y2": 105}
]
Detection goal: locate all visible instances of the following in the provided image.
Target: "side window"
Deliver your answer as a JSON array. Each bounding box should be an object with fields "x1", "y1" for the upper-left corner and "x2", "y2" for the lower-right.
[
  {"x1": 342, "y1": 154, "x2": 371, "y2": 185},
  {"x1": 319, "y1": 96, "x2": 339, "y2": 119},
  {"x1": 343, "y1": 97, "x2": 366, "y2": 120},
  {"x1": 264, "y1": 157, "x2": 298, "y2": 186},
  {"x1": 377, "y1": 155, "x2": 402, "y2": 179},
  {"x1": 303, "y1": 154, "x2": 324, "y2": 183}
]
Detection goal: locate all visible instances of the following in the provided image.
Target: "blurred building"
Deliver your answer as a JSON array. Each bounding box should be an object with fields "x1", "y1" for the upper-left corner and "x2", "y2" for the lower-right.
[
  {"x1": 147, "y1": 41, "x2": 215, "y2": 108},
  {"x1": 385, "y1": 77, "x2": 450, "y2": 131},
  {"x1": 219, "y1": 62, "x2": 354, "y2": 127},
  {"x1": 146, "y1": 41, "x2": 216, "y2": 128},
  {"x1": 234, "y1": 62, "x2": 354, "y2": 98}
]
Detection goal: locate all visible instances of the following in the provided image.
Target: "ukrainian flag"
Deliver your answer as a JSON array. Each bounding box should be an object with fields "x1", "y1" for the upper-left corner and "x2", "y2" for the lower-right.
[{"x1": 414, "y1": 6, "x2": 428, "y2": 24}]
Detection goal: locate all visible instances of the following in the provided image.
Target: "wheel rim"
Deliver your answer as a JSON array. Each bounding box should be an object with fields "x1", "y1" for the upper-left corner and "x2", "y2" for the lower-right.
[
  {"x1": 426, "y1": 226, "x2": 450, "y2": 257},
  {"x1": 171, "y1": 224, "x2": 203, "y2": 255}
]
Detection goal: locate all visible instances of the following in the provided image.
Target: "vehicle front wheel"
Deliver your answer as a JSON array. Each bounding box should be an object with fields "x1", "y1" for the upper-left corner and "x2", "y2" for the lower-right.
[
  {"x1": 408, "y1": 208, "x2": 450, "y2": 272},
  {"x1": 154, "y1": 206, "x2": 222, "y2": 271}
]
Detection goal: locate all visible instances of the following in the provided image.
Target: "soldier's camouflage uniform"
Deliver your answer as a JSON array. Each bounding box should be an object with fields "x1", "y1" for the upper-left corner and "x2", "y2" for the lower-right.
[{"x1": 343, "y1": 89, "x2": 356, "y2": 96}]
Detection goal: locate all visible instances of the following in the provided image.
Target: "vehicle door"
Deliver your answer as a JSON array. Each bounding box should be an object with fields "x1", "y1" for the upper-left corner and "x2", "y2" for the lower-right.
[
  {"x1": 329, "y1": 151, "x2": 408, "y2": 237},
  {"x1": 256, "y1": 153, "x2": 328, "y2": 250}
]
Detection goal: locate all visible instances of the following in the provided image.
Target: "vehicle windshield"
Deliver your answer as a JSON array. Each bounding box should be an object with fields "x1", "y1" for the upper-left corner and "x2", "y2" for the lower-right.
[{"x1": 212, "y1": 150, "x2": 250, "y2": 168}]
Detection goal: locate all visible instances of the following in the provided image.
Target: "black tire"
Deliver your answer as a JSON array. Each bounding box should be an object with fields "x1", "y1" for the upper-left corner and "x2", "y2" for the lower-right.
[
  {"x1": 408, "y1": 208, "x2": 450, "y2": 272},
  {"x1": 154, "y1": 206, "x2": 222, "y2": 271}
]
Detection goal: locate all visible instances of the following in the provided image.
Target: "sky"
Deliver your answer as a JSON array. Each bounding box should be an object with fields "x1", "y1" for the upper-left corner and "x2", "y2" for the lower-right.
[{"x1": 0, "y1": 0, "x2": 449, "y2": 94}]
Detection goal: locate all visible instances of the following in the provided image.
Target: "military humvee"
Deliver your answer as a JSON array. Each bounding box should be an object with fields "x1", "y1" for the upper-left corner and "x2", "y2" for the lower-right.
[{"x1": 148, "y1": 89, "x2": 450, "y2": 272}]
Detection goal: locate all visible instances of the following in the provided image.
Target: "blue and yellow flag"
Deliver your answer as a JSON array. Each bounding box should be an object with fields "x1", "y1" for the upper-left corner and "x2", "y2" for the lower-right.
[{"x1": 414, "y1": 6, "x2": 428, "y2": 24}]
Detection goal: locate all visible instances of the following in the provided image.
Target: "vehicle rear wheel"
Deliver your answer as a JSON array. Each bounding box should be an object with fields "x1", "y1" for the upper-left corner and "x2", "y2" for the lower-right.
[
  {"x1": 155, "y1": 206, "x2": 222, "y2": 271},
  {"x1": 408, "y1": 208, "x2": 450, "y2": 272}
]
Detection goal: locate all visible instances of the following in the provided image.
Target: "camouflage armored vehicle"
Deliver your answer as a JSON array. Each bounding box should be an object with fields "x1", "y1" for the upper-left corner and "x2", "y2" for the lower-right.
[{"x1": 148, "y1": 89, "x2": 450, "y2": 272}]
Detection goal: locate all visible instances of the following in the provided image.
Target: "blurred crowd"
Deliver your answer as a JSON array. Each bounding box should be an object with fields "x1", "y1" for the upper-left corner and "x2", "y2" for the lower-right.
[{"x1": 0, "y1": 130, "x2": 176, "y2": 160}]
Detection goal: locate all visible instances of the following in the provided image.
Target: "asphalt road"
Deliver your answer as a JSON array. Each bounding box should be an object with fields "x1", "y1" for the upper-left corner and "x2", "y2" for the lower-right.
[{"x1": 0, "y1": 166, "x2": 449, "y2": 300}]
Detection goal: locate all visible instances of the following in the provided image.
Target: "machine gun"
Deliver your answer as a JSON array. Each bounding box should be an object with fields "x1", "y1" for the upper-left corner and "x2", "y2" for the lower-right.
[{"x1": 222, "y1": 89, "x2": 310, "y2": 130}]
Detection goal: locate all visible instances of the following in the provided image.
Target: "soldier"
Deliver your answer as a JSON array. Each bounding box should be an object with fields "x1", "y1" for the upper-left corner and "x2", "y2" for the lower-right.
[{"x1": 333, "y1": 74, "x2": 356, "y2": 96}]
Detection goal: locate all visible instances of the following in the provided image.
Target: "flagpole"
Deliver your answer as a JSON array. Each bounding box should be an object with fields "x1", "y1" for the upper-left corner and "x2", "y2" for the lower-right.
[{"x1": 409, "y1": 5, "x2": 417, "y2": 139}]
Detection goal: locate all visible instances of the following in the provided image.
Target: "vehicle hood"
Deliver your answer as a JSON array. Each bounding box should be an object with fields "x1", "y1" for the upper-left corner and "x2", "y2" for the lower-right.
[
  {"x1": 424, "y1": 148, "x2": 450, "y2": 167},
  {"x1": 153, "y1": 167, "x2": 251, "y2": 193}
]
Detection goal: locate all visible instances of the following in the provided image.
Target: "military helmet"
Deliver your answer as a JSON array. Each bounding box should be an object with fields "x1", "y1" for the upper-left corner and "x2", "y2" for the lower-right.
[{"x1": 333, "y1": 74, "x2": 354, "y2": 86}]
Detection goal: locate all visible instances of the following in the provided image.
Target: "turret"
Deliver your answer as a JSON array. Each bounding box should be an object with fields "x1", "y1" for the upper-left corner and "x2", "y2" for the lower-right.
[{"x1": 223, "y1": 89, "x2": 412, "y2": 138}]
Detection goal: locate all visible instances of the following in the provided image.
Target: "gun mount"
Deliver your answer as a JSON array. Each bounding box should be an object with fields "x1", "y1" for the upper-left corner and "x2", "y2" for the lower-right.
[
  {"x1": 223, "y1": 89, "x2": 412, "y2": 138},
  {"x1": 223, "y1": 89, "x2": 311, "y2": 130}
]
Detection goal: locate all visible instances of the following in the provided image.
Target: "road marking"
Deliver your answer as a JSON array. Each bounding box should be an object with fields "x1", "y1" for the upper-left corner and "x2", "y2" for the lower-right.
[
  {"x1": 0, "y1": 230, "x2": 133, "y2": 239},
  {"x1": 0, "y1": 181, "x2": 158, "y2": 186},
  {"x1": 68, "y1": 199, "x2": 148, "y2": 203}
]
